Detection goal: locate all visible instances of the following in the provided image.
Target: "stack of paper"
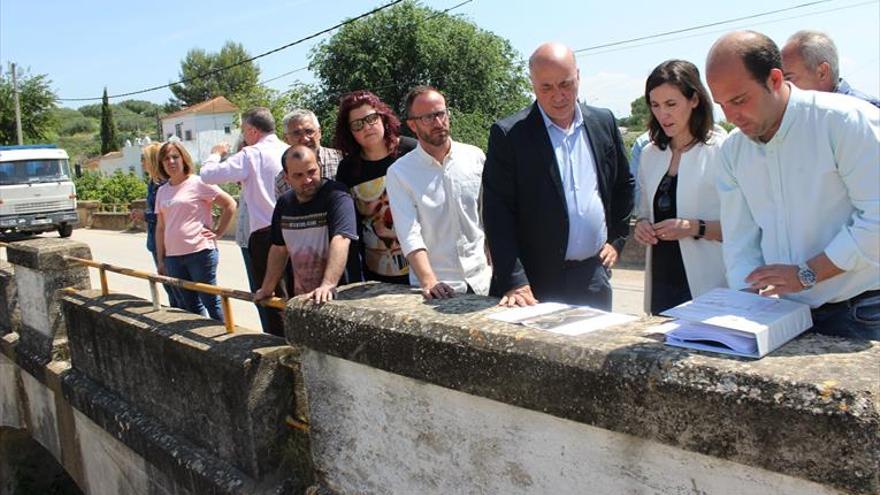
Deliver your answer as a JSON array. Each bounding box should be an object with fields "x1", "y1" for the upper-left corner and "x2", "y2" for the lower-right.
[
  {"x1": 488, "y1": 302, "x2": 637, "y2": 336},
  {"x1": 660, "y1": 288, "x2": 813, "y2": 358}
]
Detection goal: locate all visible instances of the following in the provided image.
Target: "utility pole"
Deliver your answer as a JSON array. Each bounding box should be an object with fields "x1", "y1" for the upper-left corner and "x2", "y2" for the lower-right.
[{"x1": 11, "y1": 62, "x2": 24, "y2": 145}]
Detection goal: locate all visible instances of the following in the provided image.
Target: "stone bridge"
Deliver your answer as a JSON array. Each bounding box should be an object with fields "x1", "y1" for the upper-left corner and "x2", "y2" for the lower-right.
[{"x1": 0, "y1": 238, "x2": 877, "y2": 494}]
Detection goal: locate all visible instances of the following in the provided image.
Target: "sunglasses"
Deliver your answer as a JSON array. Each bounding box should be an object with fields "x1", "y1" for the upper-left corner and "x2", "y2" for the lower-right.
[
  {"x1": 349, "y1": 112, "x2": 381, "y2": 132},
  {"x1": 656, "y1": 174, "x2": 675, "y2": 214}
]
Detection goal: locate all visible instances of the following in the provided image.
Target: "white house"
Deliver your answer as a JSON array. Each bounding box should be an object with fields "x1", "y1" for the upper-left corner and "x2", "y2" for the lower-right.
[
  {"x1": 86, "y1": 137, "x2": 151, "y2": 177},
  {"x1": 160, "y1": 96, "x2": 241, "y2": 163}
]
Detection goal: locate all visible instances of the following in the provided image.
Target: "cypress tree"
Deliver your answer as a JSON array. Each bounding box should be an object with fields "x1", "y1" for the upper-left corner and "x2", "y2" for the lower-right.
[{"x1": 99, "y1": 87, "x2": 117, "y2": 154}]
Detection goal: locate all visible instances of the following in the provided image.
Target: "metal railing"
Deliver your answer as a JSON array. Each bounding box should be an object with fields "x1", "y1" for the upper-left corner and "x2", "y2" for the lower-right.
[
  {"x1": 0, "y1": 241, "x2": 286, "y2": 333},
  {"x1": 64, "y1": 256, "x2": 287, "y2": 333}
]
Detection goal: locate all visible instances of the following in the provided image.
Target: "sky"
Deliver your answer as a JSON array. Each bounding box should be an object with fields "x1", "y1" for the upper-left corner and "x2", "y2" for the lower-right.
[{"x1": 2, "y1": 0, "x2": 878, "y2": 117}]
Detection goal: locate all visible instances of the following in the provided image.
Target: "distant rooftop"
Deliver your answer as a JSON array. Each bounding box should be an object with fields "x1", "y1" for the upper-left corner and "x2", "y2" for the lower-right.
[{"x1": 162, "y1": 96, "x2": 239, "y2": 120}]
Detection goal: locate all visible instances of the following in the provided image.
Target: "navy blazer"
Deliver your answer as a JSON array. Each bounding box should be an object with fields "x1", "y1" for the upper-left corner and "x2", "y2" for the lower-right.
[{"x1": 482, "y1": 102, "x2": 634, "y2": 299}]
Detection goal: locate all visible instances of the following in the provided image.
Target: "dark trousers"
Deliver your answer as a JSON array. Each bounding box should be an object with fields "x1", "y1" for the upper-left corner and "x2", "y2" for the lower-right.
[
  {"x1": 248, "y1": 228, "x2": 289, "y2": 336},
  {"x1": 810, "y1": 290, "x2": 880, "y2": 340},
  {"x1": 241, "y1": 246, "x2": 272, "y2": 333},
  {"x1": 540, "y1": 256, "x2": 612, "y2": 310}
]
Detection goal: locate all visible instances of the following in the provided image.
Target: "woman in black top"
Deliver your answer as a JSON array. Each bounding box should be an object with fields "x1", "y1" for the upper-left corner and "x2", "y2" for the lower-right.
[{"x1": 334, "y1": 90, "x2": 417, "y2": 285}]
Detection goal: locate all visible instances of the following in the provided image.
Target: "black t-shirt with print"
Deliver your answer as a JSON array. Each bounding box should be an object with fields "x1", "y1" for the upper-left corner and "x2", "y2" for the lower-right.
[
  {"x1": 335, "y1": 136, "x2": 417, "y2": 285},
  {"x1": 270, "y1": 179, "x2": 360, "y2": 295}
]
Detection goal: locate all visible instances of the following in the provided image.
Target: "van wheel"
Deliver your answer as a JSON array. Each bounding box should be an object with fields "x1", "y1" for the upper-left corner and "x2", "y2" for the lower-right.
[{"x1": 58, "y1": 223, "x2": 73, "y2": 238}]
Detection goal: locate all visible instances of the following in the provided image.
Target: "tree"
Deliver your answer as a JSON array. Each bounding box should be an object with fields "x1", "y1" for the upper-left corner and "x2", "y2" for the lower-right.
[
  {"x1": 309, "y1": 1, "x2": 531, "y2": 150},
  {"x1": 100, "y1": 87, "x2": 118, "y2": 154},
  {"x1": 0, "y1": 64, "x2": 57, "y2": 145},
  {"x1": 620, "y1": 95, "x2": 650, "y2": 130},
  {"x1": 169, "y1": 41, "x2": 261, "y2": 107}
]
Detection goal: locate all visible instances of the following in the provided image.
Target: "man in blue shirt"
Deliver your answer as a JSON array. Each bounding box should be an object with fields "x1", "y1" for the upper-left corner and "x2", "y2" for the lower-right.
[{"x1": 781, "y1": 30, "x2": 880, "y2": 108}]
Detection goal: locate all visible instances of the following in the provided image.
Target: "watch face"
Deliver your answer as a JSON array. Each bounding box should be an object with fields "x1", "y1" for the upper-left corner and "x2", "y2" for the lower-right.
[{"x1": 799, "y1": 266, "x2": 817, "y2": 288}]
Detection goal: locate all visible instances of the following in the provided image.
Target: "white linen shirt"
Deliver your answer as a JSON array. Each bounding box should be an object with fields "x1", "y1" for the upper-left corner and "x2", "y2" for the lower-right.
[
  {"x1": 386, "y1": 140, "x2": 491, "y2": 295},
  {"x1": 717, "y1": 85, "x2": 880, "y2": 307},
  {"x1": 538, "y1": 104, "x2": 607, "y2": 260},
  {"x1": 199, "y1": 133, "x2": 288, "y2": 235}
]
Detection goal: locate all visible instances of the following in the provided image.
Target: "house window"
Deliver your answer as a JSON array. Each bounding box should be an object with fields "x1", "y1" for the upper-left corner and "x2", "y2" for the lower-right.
[
  {"x1": 184, "y1": 130, "x2": 193, "y2": 141},
  {"x1": 224, "y1": 125, "x2": 231, "y2": 134},
  {"x1": 175, "y1": 123, "x2": 183, "y2": 139}
]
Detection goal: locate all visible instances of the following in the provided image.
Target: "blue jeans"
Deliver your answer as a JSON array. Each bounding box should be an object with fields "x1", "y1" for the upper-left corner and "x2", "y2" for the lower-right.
[
  {"x1": 810, "y1": 290, "x2": 880, "y2": 340},
  {"x1": 164, "y1": 248, "x2": 224, "y2": 322}
]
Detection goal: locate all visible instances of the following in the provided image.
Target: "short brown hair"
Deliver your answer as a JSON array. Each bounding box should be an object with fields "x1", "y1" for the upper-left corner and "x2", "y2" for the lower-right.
[
  {"x1": 403, "y1": 85, "x2": 443, "y2": 119},
  {"x1": 157, "y1": 141, "x2": 194, "y2": 180},
  {"x1": 645, "y1": 59, "x2": 714, "y2": 150}
]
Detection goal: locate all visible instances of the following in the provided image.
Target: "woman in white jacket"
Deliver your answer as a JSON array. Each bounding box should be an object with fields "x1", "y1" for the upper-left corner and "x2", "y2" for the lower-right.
[{"x1": 633, "y1": 59, "x2": 727, "y2": 314}]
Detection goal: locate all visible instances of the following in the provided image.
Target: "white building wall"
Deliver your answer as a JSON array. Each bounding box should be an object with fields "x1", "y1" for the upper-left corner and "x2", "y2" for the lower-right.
[
  {"x1": 161, "y1": 112, "x2": 239, "y2": 164},
  {"x1": 97, "y1": 144, "x2": 144, "y2": 177}
]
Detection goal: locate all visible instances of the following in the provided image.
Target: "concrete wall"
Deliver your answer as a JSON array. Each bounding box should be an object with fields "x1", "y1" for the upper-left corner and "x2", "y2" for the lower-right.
[
  {"x1": 0, "y1": 238, "x2": 309, "y2": 494},
  {"x1": 286, "y1": 283, "x2": 879, "y2": 495}
]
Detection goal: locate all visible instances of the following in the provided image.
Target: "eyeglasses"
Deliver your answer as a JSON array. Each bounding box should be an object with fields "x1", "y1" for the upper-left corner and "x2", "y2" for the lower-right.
[
  {"x1": 656, "y1": 174, "x2": 676, "y2": 214},
  {"x1": 407, "y1": 109, "x2": 450, "y2": 125},
  {"x1": 286, "y1": 127, "x2": 317, "y2": 139},
  {"x1": 349, "y1": 113, "x2": 381, "y2": 132}
]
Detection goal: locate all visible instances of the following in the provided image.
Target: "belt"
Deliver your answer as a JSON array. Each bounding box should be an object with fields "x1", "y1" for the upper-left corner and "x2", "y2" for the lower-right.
[
  {"x1": 563, "y1": 255, "x2": 600, "y2": 268},
  {"x1": 815, "y1": 289, "x2": 880, "y2": 312}
]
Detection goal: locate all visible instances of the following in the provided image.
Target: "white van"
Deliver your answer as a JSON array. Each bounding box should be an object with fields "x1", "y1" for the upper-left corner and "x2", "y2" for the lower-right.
[{"x1": 0, "y1": 145, "x2": 79, "y2": 237}]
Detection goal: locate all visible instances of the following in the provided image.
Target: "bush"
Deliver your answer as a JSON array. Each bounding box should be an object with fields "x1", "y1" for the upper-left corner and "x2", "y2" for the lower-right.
[{"x1": 74, "y1": 170, "x2": 147, "y2": 205}]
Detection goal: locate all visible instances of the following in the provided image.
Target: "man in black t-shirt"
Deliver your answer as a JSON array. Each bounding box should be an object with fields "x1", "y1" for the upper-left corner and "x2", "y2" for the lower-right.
[{"x1": 254, "y1": 146, "x2": 358, "y2": 305}]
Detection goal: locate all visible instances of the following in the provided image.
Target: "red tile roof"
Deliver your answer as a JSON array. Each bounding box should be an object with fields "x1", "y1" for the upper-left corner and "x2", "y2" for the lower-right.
[{"x1": 162, "y1": 96, "x2": 239, "y2": 120}]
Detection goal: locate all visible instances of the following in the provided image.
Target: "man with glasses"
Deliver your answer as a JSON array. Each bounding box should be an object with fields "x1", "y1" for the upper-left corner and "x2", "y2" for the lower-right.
[
  {"x1": 276, "y1": 109, "x2": 344, "y2": 198},
  {"x1": 385, "y1": 86, "x2": 491, "y2": 298},
  {"x1": 482, "y1": 42, "x2": 634, "y2": 310},
  {"x1": 200, "y1": 107, "x2": 290, "y2": 336}
]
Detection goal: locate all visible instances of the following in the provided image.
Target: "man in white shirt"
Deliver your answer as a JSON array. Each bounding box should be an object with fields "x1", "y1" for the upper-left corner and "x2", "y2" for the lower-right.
[
  {"x1": 200, "y1": 107, "x2": 290, "y2": 335},
  {"x1": 385, "y1": 86, "x2": 491, "y2": 299},
  {"x1": 706, "y1": 31, "x2": 880, "y2": 340}
]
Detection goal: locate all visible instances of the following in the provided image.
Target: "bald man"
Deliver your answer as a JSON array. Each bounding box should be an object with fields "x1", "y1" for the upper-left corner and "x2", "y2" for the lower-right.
[
  {"x1": 482, "y1": 42, "x2": 634, "y2": 309},
  {"x1": 706, "y1": 31, "x2": 879, "y2": 340}
]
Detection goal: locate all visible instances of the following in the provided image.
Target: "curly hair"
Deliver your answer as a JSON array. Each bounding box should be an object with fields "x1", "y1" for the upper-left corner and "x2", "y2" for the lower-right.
[{"x1": 333, "y1": 90, "x2": 401, "y2": 160}]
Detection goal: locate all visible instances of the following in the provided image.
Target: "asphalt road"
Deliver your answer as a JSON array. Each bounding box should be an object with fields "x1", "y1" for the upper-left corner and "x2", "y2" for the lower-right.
[{"x1": 3, "y1": 228, "x2": 647, "y2": 333}]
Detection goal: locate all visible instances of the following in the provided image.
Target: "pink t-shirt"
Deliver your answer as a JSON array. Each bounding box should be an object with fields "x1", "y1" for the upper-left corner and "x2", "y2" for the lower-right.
[{"x1": 156, "y1": 175, "x2": 222, "y2": 256}]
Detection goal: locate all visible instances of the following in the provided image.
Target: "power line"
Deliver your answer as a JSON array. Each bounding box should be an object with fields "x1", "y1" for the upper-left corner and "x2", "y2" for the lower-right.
[
  {"x1": 57, "y1": 0, "x2": 407, "y2": 102},
  {"x1": 579, "y1": 0, "x2": 877, "y2": 58},
  {"x1": 572, "y1": 0, "x2": 834, "y2": 54},
  {"x1": 257, "y1": 0, "x2": 475, "y2": 87}
]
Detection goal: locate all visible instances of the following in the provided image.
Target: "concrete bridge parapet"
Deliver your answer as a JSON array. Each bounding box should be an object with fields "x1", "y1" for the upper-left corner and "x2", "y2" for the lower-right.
[
  {"x1": 0, "y1": 239, "x2": 309, "y2": 494},
  {"x1": 285, "y1": 282, "x2": 879, "y2": 495}
]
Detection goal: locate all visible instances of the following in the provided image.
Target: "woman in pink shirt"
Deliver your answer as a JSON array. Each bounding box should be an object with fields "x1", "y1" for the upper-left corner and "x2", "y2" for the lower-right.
[{"x1": 155, "y1": 141, "x2": 236, "y2": 322}]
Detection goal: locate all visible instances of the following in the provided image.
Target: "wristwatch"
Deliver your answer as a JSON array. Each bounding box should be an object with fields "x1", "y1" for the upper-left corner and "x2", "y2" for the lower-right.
[
  {"x1": 797, "y1": 263, "x2": 817, "y2": 289},
  {"x1": 693, "y1": 219, "x2": 706, "y2": 239}
]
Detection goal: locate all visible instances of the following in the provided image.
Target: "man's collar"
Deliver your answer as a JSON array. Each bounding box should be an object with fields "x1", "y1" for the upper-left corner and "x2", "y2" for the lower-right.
[
  {"x1": 414, "y1": 139, "x2": 455, "y2": 166},
  {"x1": 536, "y1": 102, "x2": 584, "y2": 133}
]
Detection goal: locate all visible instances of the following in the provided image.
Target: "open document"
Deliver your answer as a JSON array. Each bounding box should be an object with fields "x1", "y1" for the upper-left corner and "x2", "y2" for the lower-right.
[
  {"x1": 488, "y1": 303, "x2": 637, "y2": 336},
  {"x1": 659, "y1": 288, "x2": 813, "y2": 358}
]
